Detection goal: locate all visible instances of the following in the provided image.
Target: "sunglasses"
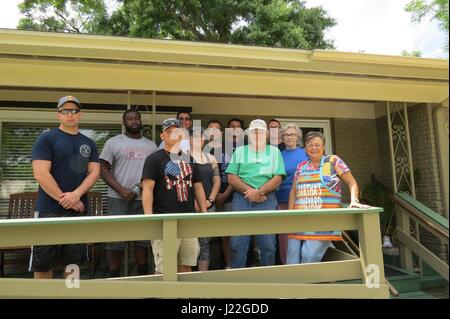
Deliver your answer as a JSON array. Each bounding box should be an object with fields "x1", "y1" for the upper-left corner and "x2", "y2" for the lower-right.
[
  {"x1": 58, "y1": 108, "x2": 81, "y2": 115},
  {"x1": 178, "y1": 116, "x2": 191, "y2": 121}
]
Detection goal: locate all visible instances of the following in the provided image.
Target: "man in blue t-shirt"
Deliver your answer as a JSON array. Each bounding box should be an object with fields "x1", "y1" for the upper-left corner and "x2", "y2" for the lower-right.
[{"x1": 30, "y1": 95, "x2": 100, "y2": 279}]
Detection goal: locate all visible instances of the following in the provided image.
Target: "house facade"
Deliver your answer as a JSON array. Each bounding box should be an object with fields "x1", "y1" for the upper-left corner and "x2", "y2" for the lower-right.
[{"x1": 0, "y1": 29, "x2": 448, "y2": 262}]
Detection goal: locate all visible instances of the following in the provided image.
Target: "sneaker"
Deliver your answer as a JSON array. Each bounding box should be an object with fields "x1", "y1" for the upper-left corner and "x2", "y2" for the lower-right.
[{"x1": 382, "y1": 235, "x2": 394, "y2": 248}]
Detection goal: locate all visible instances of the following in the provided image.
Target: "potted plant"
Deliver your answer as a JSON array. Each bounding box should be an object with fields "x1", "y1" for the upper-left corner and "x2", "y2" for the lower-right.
[{"x1": 362, "y1": 175, "x2": 395, "y2": 247}]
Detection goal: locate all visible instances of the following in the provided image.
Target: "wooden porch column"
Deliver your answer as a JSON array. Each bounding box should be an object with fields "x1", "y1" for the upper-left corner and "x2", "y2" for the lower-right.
[
  {"x1": 358, "y1": 213, "x2": 387, "y2": 294},
  {"x1": 163, "y1": 220, "x2": 178, "y2": 282}
]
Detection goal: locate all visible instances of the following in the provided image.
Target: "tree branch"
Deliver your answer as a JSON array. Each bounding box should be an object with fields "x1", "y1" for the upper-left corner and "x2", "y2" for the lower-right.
[{"x1": 54, "y1": 7, "x2": 80, "y2": 33}]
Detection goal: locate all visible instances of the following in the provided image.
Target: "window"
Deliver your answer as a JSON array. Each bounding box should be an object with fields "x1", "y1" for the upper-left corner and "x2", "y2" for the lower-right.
[{"x1": 0, "y1": 123, "x2": 122, "y2": 217}]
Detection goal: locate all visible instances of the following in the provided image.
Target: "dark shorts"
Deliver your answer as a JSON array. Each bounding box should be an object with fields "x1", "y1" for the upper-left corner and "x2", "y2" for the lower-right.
[
  {"x1": 29, "y1": 211, "x2": 87, "y2": 273},
  {"x1": 105, "y1": 197, "x2": 149, "y2": 250}
]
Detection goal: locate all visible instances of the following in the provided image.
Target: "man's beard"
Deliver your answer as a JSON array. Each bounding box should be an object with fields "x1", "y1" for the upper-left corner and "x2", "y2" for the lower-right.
[{"x1": 126, "y1": 126, "x2": 142, "y2": 134}]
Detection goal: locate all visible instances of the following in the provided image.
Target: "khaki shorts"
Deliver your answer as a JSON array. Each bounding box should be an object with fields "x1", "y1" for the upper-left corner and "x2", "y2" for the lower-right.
[{"x1": 151, "y1": 238, "x2": 200, "y2": 273}]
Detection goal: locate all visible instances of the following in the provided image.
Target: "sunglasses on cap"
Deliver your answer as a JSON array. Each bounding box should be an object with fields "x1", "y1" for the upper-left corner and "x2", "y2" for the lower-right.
[{"x1": 162, "y1": 118, "x2": 182, "y2": 131}]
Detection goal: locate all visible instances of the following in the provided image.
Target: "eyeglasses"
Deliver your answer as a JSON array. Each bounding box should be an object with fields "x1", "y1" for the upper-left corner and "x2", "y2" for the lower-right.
[
  {"x1": 58, "y1": 108, "x2": 81, "y2": 115},
  {"x1": 283, "y1": 133, "x2": 297, "y2": 138},
  {"x1": 178, "y1": 116, "x2": 191, "y2": 121}
]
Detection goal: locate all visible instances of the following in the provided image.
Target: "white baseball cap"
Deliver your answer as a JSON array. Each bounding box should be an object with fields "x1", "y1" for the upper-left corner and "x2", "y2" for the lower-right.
[{"x1": 248, "y1": 119, "x2": 267, "y2": 130}]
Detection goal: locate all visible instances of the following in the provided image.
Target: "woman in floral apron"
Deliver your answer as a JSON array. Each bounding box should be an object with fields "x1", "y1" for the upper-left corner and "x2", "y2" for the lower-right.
[{"x1": 287, "y1": 131, "x2": 369, "y2": 264}]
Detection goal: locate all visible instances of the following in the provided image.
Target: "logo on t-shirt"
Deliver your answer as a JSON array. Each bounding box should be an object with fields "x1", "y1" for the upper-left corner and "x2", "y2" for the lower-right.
[
  {"x1": 164, "y1": 160, "x2": 193, "y2": 202},
  {"x1": 80, "y1": 144, "x2": 91, "y2": 158}
]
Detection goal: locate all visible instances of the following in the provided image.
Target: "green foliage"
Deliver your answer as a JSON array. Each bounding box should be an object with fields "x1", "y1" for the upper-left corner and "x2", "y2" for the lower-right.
[
  {"x1": 401, "y1": 50, "x2": 423, "y2": 57},
  {"x1": 17, "y1": 0, "x2": 336, "y2": 49},
  {"x1": 18, "y1": 0, "x2": 110, "y2": 33},
  {"x1": 405, "y1": 0, "x2": 449, "y2": 51},
  {"x1": 231, "y1": 1, "x2": 334, "y2": 49},
  {"x1": 362, "y1": 175, "x2": 395, "y2": 236}
]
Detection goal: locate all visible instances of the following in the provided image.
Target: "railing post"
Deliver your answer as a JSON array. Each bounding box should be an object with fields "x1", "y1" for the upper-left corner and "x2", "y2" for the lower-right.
[
  {"x1": 163, "y1": 219, "x2": 178, "y2": 282},
  {"x1": 357, "y1": 212, "x2": 388, "y2": 297},
  {"x1": 395, "y1": 206, "x2": 414, "y2": 272}
]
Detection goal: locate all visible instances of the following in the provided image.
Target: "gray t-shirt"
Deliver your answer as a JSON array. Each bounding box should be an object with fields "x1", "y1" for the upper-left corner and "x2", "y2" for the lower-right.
[{"x1": 100, "y1": 134, "x2": 157, "y2": 200}]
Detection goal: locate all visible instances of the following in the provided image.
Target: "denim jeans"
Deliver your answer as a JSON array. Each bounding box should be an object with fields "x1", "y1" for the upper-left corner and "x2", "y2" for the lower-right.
[
  {"x1": 230, "y1": 192, "x2": 277, "y2": 268},
  {"x1": 286, "y1": 237, "x2": 330, "y2": 264}
]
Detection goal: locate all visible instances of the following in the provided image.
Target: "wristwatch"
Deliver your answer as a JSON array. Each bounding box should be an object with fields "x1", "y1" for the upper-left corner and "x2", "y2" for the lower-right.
[{"x1": 258, "y1": 187, "x2": 265, "y2": 196}]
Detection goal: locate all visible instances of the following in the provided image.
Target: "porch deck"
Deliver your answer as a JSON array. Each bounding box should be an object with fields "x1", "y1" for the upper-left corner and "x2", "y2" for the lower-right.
[{"x1": 0, "y1": 207, "x2": 390, "y2": 299}]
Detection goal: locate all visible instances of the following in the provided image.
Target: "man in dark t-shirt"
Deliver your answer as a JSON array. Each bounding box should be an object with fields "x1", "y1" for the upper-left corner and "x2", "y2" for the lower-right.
[
  {"x1": 30, "y1": 95, "x2": 100, "y2": 279},
  {"x1": 141, "y1": 118, "x2": 207, "y2": 274}
]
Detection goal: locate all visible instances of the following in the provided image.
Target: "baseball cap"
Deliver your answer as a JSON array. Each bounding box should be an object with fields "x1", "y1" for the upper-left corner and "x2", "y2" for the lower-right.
[
  {"x1": 57, "y1": 95, "x2": 81, "y2": 110},
  {"x1": 161, "y1": 118, "x2": 182, "y2": 131},
  {"x1": 248, "y1": 119, "x2": 267, "y2": 130}
]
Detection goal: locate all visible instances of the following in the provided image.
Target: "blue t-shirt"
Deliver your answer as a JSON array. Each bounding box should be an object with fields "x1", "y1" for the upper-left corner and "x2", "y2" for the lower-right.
[
  {"x1": 276, "y1": 147, "x2": 308, "y2": 203},
  {"x1": 31, "y1": 128, "x2": 99, "y2": 214}
]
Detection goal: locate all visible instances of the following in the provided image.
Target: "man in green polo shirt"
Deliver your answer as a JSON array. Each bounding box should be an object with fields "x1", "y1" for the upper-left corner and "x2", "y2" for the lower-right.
[{"x1": 226, "y1": 119, "x2": 286, "y2": 268}]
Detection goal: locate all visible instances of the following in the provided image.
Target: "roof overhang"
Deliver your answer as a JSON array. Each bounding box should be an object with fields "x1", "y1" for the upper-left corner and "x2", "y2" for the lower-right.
[{"x1": 0, "y1": 29, "x2": 448, "y2": 103}]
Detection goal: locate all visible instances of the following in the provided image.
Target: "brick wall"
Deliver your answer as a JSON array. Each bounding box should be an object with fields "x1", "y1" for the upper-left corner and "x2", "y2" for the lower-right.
[
  {"x1": 408, "y1": 104, "x2": 444, "y2": 215},
  {"x1": 407, "y1": 104, "x2": 447, "y2": 261},
  {"x1": 333, "y1": 119, "x2": 381, "y2": 203},
  {"x1": 375, "y1": 116, "x2": 394, "y2": 190}
]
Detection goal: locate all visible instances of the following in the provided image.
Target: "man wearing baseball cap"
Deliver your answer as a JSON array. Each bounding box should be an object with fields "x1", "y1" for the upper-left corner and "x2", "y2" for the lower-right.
[
  {"x1": 30, "y1": 96, "x2": 100, "y2": 279},
  {"x1": 141, "y1": 118, "x2": 207, "y2": 274},
  {"x1": 226, "y1": 119, "x2": 286, "y2": 269},
  {"x1": 57, "y1": 95, "x2": 81, "y2": 110}
]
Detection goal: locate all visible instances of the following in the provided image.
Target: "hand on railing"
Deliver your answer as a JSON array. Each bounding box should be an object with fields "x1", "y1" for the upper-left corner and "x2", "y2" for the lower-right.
[{"x1": 349, "y1": 199, "x2": 371, "y2": 209}]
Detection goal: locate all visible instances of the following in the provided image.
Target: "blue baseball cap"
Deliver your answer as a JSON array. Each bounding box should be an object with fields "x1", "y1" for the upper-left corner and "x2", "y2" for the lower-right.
[{"x1": 57, "y1": 95, "x2": 81, "y2": 110}]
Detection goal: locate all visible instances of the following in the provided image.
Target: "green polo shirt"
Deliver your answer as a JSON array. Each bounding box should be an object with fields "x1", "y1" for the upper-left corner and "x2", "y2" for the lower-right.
[{"x1": 226, "y1": 144, "x2": 286, "y2": 189}]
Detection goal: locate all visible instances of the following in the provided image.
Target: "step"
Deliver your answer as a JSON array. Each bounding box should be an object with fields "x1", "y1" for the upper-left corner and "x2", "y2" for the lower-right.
[
  {"x1": 392, "y1": 290, "x2": 436, "y2": 299},
  {"x1": 385, "y1": 264, "x2": 421, "y2": 293},
  {"x1": 420, "y1": 275, "x2": 448, "y2": 290}
]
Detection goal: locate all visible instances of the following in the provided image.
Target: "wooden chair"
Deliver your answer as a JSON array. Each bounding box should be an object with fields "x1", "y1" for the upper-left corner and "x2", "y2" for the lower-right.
[
  {"x1": 87, "y1": 191, "x2": 103, "y2": 278},
  {"x1": 0, "y1": 192, "x2": 37, "y2": 277},
  {"x1": 0, "y1": 191, "x2": 102, "y2": 278}
]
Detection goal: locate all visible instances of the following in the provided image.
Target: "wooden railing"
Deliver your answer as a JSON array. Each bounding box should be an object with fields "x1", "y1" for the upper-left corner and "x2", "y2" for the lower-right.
[
  {"x1": 0, "y1": 207, "x2": 388, "y2": 298},
  {"x1": 393, "y1": 192, "x2": 449, "y2": 281}
]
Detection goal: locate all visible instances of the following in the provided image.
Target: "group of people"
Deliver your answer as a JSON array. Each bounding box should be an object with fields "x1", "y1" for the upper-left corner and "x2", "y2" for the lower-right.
[{"x1": 29, "y1": 95, "x2": 368, "y2": 279}]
